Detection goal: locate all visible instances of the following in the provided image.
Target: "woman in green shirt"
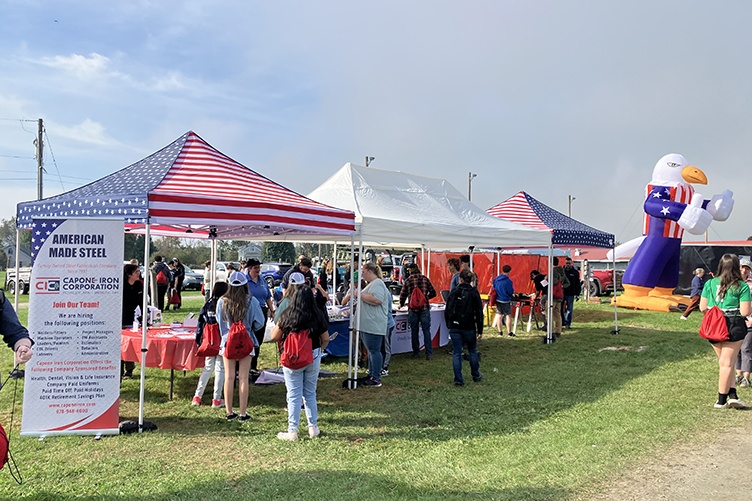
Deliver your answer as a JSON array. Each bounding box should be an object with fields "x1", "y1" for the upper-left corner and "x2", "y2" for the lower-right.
[{"x1": 700, "y1": 254, "x2": 752, "y2": 409}]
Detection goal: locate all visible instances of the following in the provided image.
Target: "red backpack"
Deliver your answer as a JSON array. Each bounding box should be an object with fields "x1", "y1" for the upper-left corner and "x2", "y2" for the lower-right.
[
  {"x1": 0, "y1": 423, "x2": 8, "y2": 470},
  {"x1": 699, "y1": 306, "x2": 729, "y2": 342},
  {"x1": 280, "y1": 329, "x2": 314, "y2": 370},
  {"x1": 156, "y1": 270, "x2": 168, "y2": 285},
  {"x1": 225, "y1": 320, "x2": 254, "y2": 360},
  {"x1": 408, "y1": 286, "x2": 427, "y2": 310},
  {"x1": 196, "y1": 320, "x2": 221, "y2": 357}
]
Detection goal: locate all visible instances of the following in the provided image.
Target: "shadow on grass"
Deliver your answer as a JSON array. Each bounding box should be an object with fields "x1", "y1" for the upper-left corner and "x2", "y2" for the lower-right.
[
  {"x1": 114, "y1": 317, "x2": 710, "y2": 446},
  {"x1": 33, "y1": 469, "x2": 571, "y2": 501}
]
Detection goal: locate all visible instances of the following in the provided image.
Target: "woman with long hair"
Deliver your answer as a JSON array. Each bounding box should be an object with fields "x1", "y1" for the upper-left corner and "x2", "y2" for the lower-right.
[
  {"x1": 700, "y1": 253, "x2": 752, "y2": 409},
  {"x1": 121, "y1": 263, "x2": 144, "y2": 379},
  {"x1": 216, "y1": 272, "x2": 264, "y2": 421},
  {"x1": 270, "y1": 286, "x2": 329, "y2": 440},
  {"x1": 192, "y1": 281, "x2": 229, "y2": 408}
]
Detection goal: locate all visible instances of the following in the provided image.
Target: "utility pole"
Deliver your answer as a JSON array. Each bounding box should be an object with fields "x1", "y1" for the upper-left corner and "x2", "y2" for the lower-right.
[
  {"x1": 365, "y1": 156, "x2": 374, "y2": 167},
  {"x1": 36, "y1": 118, "x2": 44, "y2": 200},
  {"x1": 568, "y1": 194, "x2": 576, "y2": 218}
]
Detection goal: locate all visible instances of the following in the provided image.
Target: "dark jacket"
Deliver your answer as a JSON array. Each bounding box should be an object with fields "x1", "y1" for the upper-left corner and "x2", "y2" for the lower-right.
[
  {"x1": 0, "y1": 291, "x2": 33, "y2": 350},
  {"x1": 563, "y1": 266, "x2": 581, "y2": 296},
  {"x1": 122, "y1": 279, "x2": 144, "y2": 327},
  {"x1": 444, "y1": 283, "x2": 484, "y2": 334},
  {"x1": 195, "y1": 297, "x2": 219, "y2": 347}
]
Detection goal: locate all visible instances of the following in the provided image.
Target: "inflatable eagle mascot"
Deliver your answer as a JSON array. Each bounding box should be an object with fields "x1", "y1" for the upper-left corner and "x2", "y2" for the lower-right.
[{"x1": 613, "y1": 153, "x2": 734, "y2": 312}]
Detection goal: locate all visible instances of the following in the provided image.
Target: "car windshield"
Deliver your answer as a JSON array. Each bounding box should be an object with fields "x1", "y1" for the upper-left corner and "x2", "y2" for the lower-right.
[{"x1": 184, "y1": 266, "x2": 194, "y2": 273}]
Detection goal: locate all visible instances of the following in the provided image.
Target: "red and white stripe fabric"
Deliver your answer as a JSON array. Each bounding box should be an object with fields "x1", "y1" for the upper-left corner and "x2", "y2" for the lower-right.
[
  {"x1": 148, "y1": 132, "x2": 354, "y2": 235},
  {"x1": 487, "y1": 191, "x2": 551, "y2": 231},
  {"x1": 643, "y1": 184, "x2": 693, "y2": 239}
]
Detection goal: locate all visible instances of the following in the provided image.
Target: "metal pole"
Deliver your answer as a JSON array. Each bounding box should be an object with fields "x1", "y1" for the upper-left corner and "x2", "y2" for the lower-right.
[
  {"x1": 36, "y1": 118, "x2": 43, "y2": 200},
  {"x1": 467, "y1": 172, "x2": 477, "y2": 201},
  {"x1": 138, "y1": 223, "x2": 151, "y2": 431}
]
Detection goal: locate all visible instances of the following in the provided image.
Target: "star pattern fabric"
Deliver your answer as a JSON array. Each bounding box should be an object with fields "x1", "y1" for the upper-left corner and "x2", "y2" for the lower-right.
[
  {"x1": 31, "y1": 218, "x2": 66, "y2": 265},
  {"x1": 488, "y1": 191, "x2": 614, "y2": 248}
]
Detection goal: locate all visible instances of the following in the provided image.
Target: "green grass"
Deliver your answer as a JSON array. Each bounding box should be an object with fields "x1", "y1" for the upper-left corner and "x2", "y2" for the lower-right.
[{"x1": 0, "y1": 299, "x2": 748, "y2": 500}]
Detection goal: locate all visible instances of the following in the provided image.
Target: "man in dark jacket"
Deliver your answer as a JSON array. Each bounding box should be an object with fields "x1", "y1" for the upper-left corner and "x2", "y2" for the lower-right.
[
  {"x1": 561, "y1": 257, "x2": 581, "y2": 328},
  {"x1": 444, "y1": 269, "x2": 483, "y2": 385},
  {"x1": 151, "y1": 256, "x2": 171, "y2": 312}
]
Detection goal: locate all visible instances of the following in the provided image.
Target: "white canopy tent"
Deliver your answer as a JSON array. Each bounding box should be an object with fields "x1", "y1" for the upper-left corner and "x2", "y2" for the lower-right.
[{"x1": 306, "y1": 163, "x2": 551, "y2": 385}]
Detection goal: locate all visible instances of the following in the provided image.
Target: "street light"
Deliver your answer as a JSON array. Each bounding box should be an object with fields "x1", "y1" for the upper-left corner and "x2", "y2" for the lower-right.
[
  {"x1": 468, "y1": 172, "x2": 477, "y2": 201},
  {"x1": 365, "y1": 156, "x2": 375, "y2": 167},
  {"x1": 568, "y1": 195, "x2": 576, "y2": 218}
]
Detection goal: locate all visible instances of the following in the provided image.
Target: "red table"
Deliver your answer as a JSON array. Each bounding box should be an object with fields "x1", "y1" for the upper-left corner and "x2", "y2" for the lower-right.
[{"x1": 121, "y1": 326, "x2": 201, "y2": 399}]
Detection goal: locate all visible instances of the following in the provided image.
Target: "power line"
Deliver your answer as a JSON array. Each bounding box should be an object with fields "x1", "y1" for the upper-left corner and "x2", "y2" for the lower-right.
[
  {"x1": 43, "y1": 129, "x2": 65, "y2": 191},
  {"x1": 0, "y1": 118, "x2": 38, "y2": 122},
  {"x1": 0, "y1": 154, "x2": 34, "y2": 160}
]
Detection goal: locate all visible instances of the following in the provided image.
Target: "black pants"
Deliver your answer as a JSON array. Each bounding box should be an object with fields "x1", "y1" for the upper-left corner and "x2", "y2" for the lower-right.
[
  {"x1": 251, "y1": 307, "x2": 268, "y2": 371},
  {"x1": 156, "y1": 284, "x2": 168, "y2": 311}
]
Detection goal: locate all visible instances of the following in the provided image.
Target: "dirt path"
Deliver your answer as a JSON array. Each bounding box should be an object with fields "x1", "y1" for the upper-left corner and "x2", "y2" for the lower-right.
[{"x1": 582, "y1": 425, "x2": 752, "y2": 500}]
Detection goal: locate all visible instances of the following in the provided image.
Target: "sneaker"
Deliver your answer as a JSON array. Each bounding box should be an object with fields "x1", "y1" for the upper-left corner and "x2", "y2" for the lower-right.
[
  {"x1": 412, "y1": 352, "x2": 420, "y2": 359},
  {"x1": 728, "y1": 398, "x2": 748, "y2": 409},
  {"x1": 237, "y1": 414, "x2": 252, "y2": 422},
  {"x1": 380, "y1": 368, "x2": 389, "y2": 377},
  {"x1": 736, "y1": 374, "x2": 744, "y2": 386},
  {"x1": 308, "y1": 425, "x2": 320, "y2": 438},
  {"x1": 454, "y1": 380, "x2": 464, "y2": 386},
  {"x1": 226, "y1": 412, "x2": 238, "y2": 421},
  {"x1": 211, "y1": 399, "x2": 224, "y2": 408},
  {"x1": 713, "y1": 401, "x2": 729, "y2": 409},
  {"x1": 742, "y1": 378, "x2": 751, "y2": 388},
  {"x1": 362, "y1": 378, "x2": 382, "y2": 387},
  {"x1": 426, "y1": 354, "x2": 433, "y2": 360},
  {"x1": 277, "y1": 431, "x2": 298, "y2": 441},
  {"x1": 680, "y1": 315, "x2": 688, "y2": 321},
  {"x1": 508, "y1": 332, "x2": 516, "y2": 337},
  {"x1": 191, "y1": 396, "x2": 201, "y2": 406},
  {"x1": 473, "y1": 374, "x2": 483, "y2": 383}
]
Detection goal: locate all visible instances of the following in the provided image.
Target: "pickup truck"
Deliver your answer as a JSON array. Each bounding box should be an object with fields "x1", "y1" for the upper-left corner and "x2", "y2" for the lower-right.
[
  {"x1": 5, "y1": 267, "x2": 31, "y2": 294},
  {"x1": 586, "y1": 268, "x2": 624, "y2": 297}
]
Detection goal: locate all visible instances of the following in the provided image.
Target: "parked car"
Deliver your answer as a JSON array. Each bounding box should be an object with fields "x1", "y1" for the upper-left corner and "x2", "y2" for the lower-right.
[
  {"x1": 181, "y1": 266, "x2": 203, "y2": 291},
  {"x1": 260, "y1": 263, "x2": 293, "y2": 288},
  {"x1": 5, "y1": 267, "x2": 31, "y2": 294},
  {"x1": 586, "y1": 268, "x2": 624, "y2": 297},
  {"x1": 215, "y1": 261, "x2": 240, "y2": 283}
]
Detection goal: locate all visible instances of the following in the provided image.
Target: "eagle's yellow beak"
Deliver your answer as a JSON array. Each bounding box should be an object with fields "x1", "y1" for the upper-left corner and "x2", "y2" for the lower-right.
[{"x1": 681, "y1": 165, "x2": 708, "y2": 185}]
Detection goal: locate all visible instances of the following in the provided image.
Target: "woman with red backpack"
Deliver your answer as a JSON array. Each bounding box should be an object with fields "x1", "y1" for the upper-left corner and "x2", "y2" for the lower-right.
[
  {"x1": 192, "y1": 281, "x2": 229, "y2": 408},
  {"x1": 216, "y1": 272, "x2": 264, "y2": 422},
  {"x1": 270, "y1": 286, "x2": 329, "y2": 441}
]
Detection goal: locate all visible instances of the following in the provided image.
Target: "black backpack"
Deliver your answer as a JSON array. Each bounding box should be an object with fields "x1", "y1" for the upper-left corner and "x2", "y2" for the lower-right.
[{"x1": 447, "y1": 285, "x2": 474, "y2": 327}]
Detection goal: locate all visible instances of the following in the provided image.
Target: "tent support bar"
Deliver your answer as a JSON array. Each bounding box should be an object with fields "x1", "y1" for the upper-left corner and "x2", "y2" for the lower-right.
[{"x1": 138, "y1": 223, "x2": 151, "y2": 431}]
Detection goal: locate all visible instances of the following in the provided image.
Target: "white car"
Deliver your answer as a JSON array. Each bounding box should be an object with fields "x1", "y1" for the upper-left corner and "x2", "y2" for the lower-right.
[{"x1": 212, "y1": 261, "x2": 240, "y2": 283}]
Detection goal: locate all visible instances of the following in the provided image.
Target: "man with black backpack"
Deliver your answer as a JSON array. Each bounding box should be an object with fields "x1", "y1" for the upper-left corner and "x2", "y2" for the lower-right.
[{"x1": 444, "y1": 269, "x2": 483, "y2": 385}]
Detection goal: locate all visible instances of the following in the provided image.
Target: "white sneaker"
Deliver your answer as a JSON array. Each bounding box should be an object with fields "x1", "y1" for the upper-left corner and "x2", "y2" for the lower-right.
[
  {"x1": 308, "y1": 425, "x2": 320, "y2": 438},
  {"x1": 277, "y1": 430, "x2": 298, "y2": 441},
  {"x1": 680, "y1": 316, "x2": 688, "y2": 321},
  {"x1": 714, "y1": 401, "x2": 729, "y2": 409},
  {"x1": 728, "y1": 398, "x2": 748, "y2": 409}
]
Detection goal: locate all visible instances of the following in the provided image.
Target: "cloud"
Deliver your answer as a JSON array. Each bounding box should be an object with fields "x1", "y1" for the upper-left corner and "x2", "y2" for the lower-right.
[
  {"x1": 50, "y1": 118, "x2": 121, "y2": 147},
  {"x1": 39, "y1": 53, "x2": 112, "y2": 80}
]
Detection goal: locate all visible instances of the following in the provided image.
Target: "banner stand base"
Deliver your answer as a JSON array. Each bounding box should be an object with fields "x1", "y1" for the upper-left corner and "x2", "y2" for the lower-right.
[{"x1": 119, "y1": 420, "x2": 158, "y2": 434}]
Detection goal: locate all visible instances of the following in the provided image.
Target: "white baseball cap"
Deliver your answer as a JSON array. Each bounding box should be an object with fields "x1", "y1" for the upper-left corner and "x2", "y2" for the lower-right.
[
  {"x1": 229, "y1": 271, "x2": 248, "y2": 287},
  {"x1": 289, "y1": 272, "x2": 306, "y2": 285}
]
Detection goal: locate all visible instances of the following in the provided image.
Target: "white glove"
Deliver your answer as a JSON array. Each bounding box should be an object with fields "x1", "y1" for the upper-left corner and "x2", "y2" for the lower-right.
[
  {"x1": 706, "y1": 189, "x2": 734, "y2": 221},
  {"x1": 678, "y1": 193, "x2": 713, "y2": 235}
]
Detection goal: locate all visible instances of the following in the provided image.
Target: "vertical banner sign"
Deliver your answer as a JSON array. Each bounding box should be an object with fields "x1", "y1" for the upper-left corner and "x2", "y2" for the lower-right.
[{"x1": 21, "y1": 218, "x2": 124, "y2": 437}]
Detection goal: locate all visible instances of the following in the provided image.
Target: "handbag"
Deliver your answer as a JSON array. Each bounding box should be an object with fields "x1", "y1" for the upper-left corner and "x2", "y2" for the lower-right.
[
  {"x1": 699, "y1": 306, "x2": 729, "y2": 342},
  {"x1": 553, "y1": 281, "x2": 563, "y2": 300},
  {"x1": 168, "y1": 288, "x2": 180, "y2": 305}
]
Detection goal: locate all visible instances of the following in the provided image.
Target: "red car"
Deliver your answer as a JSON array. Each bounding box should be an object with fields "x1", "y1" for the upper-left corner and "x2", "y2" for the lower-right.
[{"x1": 586, "y1": 268, "x2": 624, "y2": 297}]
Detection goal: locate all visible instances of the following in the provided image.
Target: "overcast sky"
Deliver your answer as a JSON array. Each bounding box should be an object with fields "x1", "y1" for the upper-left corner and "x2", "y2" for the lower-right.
[{"x1": 1, "y1": 1, "x2": 750, "y2": 245}]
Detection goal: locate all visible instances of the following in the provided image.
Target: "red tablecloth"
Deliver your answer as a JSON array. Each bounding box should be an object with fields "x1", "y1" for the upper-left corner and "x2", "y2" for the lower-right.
[{"x1": 121, "y1": 326, "x2": 201, "y2": 371}]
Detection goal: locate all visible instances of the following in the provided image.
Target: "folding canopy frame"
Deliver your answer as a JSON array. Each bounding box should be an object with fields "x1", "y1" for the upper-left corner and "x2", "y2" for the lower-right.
[
  {"x1": 16, "y1": 131, "x2": 355, "y2": 431},
  {"x1": 488, "y1": 191, "x2": 617, "y2": 343}
]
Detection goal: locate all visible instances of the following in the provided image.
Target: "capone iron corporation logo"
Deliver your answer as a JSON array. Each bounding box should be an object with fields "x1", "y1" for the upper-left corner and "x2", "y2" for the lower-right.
[
  {"x1": 35, "y1": 276, "x2": 120, "y2": 295},
  {"x1": 35, "y1": 277, "x2": 61, "y2": 294}
]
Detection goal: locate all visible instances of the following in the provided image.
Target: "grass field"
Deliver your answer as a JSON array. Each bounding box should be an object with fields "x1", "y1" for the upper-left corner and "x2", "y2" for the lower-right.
[{"x1": 0, "y1": 294, "x2": 749, "y2": 500}]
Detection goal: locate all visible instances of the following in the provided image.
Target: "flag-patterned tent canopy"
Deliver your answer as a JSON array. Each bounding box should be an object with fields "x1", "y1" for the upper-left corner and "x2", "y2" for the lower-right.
[
  {"x1": 16, "y1": 131, "x2": 355, "y2": 239},
  {"x1": 487, "y1": 191, "x2": 614, "y2": 248}
]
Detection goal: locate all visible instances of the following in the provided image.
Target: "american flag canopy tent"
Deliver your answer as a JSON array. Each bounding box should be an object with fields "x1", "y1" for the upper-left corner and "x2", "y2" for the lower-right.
[
  {"x1": 16, "y1": 131, "x2": 355, "y2": 239},
  {"x1": 487, "y1": 191, "x2": 614, "y2": 249}
]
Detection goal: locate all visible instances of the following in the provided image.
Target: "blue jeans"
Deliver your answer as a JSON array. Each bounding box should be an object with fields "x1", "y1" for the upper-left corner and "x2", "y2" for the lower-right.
[
  {"x1": 450, "y1": 329, "x2": 480, "y2": 384},
  {"x1": 362, "y1": 332, "x2": 384, "y2": 382},
  {"x1": 408, "y1": 309, "x2": 432, "y2": 356},
  {"x1": 282, "y1": 348, "x2": 321, "y2": 432},
  {"x1": 562, "y1": 295, "x2": 575, "y2": 327}
]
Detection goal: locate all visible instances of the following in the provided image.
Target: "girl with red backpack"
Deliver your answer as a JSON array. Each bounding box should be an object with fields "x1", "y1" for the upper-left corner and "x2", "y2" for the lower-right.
[
  {"x1": 192, "y1": 281, "x2": 229, "y2": 408},
  {"x1": 216, "y1": 272, "x2": 264, "y2": 421},
  {"x1": 270, "y1": 286, "x2": 329, "y2": 440}
]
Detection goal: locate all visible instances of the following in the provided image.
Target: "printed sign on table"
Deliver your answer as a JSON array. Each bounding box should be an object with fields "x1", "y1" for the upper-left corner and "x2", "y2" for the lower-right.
[{"x1": 21, "y1": 218, "x2": 124, "y2": 437}]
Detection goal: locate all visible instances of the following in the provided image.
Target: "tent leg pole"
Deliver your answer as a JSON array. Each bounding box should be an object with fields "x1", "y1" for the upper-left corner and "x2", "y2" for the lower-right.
[{"x1": 138, "y1": 223, "x2": 151, "y2": 431}]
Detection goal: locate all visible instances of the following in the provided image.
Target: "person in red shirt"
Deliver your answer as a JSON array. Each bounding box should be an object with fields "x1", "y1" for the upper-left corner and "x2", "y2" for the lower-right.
[{"x1": 399, "y1": 264, "x2": 437, "y2": 359}]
